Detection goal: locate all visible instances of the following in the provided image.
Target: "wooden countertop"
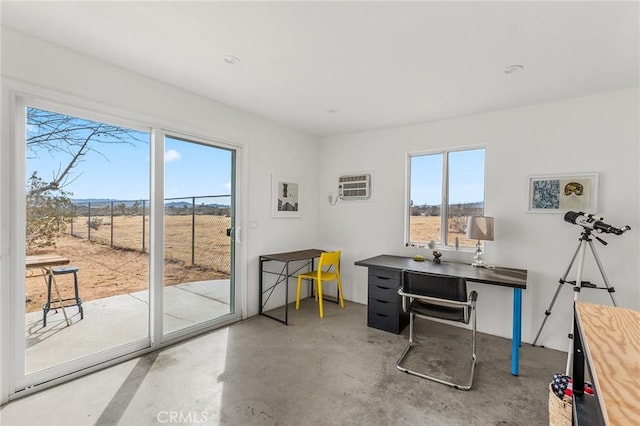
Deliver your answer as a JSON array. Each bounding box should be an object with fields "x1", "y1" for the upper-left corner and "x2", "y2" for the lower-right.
[
  {"x1": 26, "y1": 254, "x2": 70, "y2": 268},
  {"x1": 575, "y1": 302, "x2": 640, "y2": 425}
]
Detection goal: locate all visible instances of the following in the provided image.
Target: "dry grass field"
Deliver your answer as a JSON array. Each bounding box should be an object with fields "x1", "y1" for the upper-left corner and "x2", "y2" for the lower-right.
[
  {"x1": 25, "y1": 215, "x2": 231, "y2": 313},
  {"x1": 71, "y1": 214, "x2": 232, "y2": 269},
  {"x1": 410, "y1": 215, "x2": 476, "y2": 247}
]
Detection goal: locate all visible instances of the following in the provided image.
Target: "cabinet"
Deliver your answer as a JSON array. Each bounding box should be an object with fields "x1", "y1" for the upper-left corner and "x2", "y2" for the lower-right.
[{"x1": 366, "y1": 267, "x2": 408, "y2": 334}]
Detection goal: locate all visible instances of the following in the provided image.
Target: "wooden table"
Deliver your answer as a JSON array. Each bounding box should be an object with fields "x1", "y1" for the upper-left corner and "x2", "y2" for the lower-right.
[
  {"x1": 26, "y1": 254, "x2": 71, "y2": 326},
  {"x1": 573, "y1": 302, "x2": 640, "y2": 425}
]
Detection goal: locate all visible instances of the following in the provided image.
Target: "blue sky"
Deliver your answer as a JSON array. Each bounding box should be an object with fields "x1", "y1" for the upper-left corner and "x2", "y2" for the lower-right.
[
  {"x1": 411, "y1": 149, "x2": 485, "y2": 206},
  {"x1": 26, "y1": 116, "x2": 232, "y2": 201},
  {"x1": 29, "y1": 138, "x2": 481, "y2": 205}
]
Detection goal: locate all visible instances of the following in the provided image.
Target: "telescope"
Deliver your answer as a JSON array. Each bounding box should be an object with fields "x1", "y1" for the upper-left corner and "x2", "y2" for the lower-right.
[{"x1": 564, "y1": 211, "x2": 630, "y2": 235}]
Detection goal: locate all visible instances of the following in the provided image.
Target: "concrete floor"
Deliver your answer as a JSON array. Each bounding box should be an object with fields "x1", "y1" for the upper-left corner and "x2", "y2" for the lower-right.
[
  {"x1": 25, "y1": 280, "x2": 231, "y2": 373},
  {"x1": 1, "y1": 300, "x2": 565, "y2": 426}
]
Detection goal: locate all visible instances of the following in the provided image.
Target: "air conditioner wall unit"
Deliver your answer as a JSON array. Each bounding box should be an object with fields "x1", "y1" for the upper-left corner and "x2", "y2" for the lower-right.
[{"x1": 338, "y1": 173, "x2": 371, "y2": 200}]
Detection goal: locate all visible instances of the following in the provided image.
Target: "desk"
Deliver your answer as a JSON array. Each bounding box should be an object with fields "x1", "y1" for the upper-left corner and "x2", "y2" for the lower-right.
[
  {"x1": 572, "y1": 302, "x2": 640, "y2": 425},
  {"x1": 26, "y1": 254, "x2": 71, "y2": 326},
  {"x1": 259, "y1": 249, "x2": 325, "y2": 325},
  {"x1": 355, "y1": 254, "x2": 527, "y2": 376}
]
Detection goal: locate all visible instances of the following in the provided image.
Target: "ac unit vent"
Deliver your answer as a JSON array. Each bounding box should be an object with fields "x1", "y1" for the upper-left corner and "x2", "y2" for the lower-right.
[{"x1": 338, "y1": 173, "x2": 371, "y2": 200}]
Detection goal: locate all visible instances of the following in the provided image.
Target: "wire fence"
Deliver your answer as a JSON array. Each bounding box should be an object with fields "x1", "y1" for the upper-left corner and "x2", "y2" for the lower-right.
[{"x1": 67, "y1": 195, "x2": 232, "y2": 276}]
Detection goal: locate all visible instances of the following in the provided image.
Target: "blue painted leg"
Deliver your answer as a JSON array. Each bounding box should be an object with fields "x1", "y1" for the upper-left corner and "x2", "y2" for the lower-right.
[{"x1": 512, "y1": 288, "x2": 522, "y2": 376}]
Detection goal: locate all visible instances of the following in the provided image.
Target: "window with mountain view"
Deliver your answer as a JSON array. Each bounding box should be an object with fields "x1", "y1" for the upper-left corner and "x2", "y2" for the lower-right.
[{"x1": 407, "y1": 148, "x2": 486, "y2": 249}]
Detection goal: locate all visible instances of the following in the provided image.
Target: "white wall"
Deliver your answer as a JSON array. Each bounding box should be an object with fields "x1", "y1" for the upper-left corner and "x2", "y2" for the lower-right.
[{"x1": 319, "y1": 88, "x2": 639, "y2": 351}]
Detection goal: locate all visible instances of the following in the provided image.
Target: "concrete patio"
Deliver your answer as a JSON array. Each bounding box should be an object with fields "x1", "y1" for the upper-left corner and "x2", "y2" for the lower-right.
[{"x1": 25, "y1": 280, "x2": 231, "y2": 374}]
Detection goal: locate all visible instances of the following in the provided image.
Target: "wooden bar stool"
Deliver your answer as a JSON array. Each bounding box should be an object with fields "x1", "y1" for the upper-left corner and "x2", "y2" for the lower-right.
[{"x1": 43, "y1": 266, "x2": 83, "y2": 327}]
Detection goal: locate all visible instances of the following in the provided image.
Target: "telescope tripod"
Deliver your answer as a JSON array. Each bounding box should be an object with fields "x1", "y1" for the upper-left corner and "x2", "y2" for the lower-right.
[{"x1": 532, "y1": 228, "x2": 617, "y2": 375}]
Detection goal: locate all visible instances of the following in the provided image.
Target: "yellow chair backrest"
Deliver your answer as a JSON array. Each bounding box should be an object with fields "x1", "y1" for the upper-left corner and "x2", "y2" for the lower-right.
[{"x1": 319, "y1": 250, "x2": 341, "y2": 274}]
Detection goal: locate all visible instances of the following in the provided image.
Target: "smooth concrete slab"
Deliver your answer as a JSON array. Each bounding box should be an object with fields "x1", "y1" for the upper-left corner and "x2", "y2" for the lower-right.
[
  {"x1": 3, "y1": 300, "x2": 566, "y2": 425},
  {"x1": 25, "y1": 280, "x2": 231, "y2": 374}
]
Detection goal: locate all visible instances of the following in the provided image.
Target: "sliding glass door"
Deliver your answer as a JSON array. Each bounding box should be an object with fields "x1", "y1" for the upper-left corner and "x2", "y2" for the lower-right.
[
  {"x1": 18, "y1": 101, "x2": 151, "y2": 387},
  {"x1": 10, "y1": 96, "x2": 241, "y2": 396},
  {"x1": 162, "y1": 135, "x2": 235, "y2": 336}
]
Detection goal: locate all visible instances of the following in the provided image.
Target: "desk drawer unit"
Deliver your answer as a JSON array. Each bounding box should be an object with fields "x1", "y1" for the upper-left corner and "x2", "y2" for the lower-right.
[{"x1": 367, "y1": 267, "x2": 408, "y2": 334}]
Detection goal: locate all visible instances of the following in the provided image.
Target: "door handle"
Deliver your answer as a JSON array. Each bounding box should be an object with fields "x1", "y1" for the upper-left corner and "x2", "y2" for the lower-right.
[{"x1": 226, "y1": 227, "x2": 242, "y2": 242}]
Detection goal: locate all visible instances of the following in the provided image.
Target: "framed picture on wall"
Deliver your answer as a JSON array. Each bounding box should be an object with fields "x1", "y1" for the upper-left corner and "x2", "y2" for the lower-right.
[
  {"x1": 272, "y1": 174, "x2": 302, "y2": 218},
  {"x1": 528, "y1": 173, "x2": 598, "y2": 213}
]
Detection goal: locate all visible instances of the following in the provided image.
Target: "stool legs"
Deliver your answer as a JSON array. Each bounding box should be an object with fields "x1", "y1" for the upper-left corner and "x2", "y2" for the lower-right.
[
  {"x1": 73, "y1": 271, "x2": 84, "y2": 321},
  {"x1": 42, "y1": 268, "x2": 82, "y2": 327},
  {"x1": 43, "y1": 274, "x2": 53, "y2": 327}
]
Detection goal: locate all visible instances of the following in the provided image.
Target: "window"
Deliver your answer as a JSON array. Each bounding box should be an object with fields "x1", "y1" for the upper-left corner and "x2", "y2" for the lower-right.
[{"x1": 407, "y1": 148, "x2": 486, "y2": 249}]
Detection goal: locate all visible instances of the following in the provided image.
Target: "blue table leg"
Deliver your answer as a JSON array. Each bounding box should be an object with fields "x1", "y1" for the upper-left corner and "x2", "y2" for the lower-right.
[{"x1": 512, "y1": 288, "x2": 522, "y2": 376}]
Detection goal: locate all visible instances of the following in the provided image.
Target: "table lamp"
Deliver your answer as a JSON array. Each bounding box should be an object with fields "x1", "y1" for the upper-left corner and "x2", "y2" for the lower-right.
[{"x1": 466, "y1": 216, "x2": 494, "y2": 268}]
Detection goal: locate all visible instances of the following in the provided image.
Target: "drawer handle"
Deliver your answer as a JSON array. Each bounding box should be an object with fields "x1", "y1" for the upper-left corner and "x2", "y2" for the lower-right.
[
  {"x1": 375, "y1": 276, "x2": 390, "y2": 280},
  {"x1": 376, "y1": 285, "x2": 390, "y2": 290},
  {"x1": 375, "y1": 299, "x2": 389, "y2": 304},
  {"x1": 376, "y1": 313, "x2": 389, "y2": 318}
]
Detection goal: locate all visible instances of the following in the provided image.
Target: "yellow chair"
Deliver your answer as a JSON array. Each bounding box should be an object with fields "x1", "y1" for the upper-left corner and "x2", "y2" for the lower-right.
[{"x1": 296, "y1": 251, "x2": 344, "y2": 318}]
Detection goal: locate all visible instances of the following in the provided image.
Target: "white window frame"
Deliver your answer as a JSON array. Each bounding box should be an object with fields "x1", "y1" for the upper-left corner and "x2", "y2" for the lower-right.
[{"x1": 405, "y1": 146, "x2": 486, "y2": 251}]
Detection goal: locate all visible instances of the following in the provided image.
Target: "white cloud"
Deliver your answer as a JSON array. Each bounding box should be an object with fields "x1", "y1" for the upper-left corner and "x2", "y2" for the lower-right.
[
  {"x1": 165, "y1": 149, "x2": 181, "y2": 162},
  {"x1": 223, "y1": 182, "x2": 232, "y2": 191}
]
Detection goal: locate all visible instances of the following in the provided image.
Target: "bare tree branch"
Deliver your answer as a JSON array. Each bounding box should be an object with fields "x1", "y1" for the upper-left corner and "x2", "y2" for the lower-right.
[{"x1": 26, "y1": 107, "x2": 147, "y2": 196}]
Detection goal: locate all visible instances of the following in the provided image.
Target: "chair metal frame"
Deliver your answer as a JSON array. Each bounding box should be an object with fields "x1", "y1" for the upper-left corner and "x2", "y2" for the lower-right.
[{"x1": 396, "y1": 271, "x2": 478, "y2": 390}]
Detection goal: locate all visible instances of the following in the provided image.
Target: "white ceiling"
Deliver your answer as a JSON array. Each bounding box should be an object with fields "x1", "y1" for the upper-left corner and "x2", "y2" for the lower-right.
[{"x1": 2, "y1": 1, "x2": 638, "y2": 137}]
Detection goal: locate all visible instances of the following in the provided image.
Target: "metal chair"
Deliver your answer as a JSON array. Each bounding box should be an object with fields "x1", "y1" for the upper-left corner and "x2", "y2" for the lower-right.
[
  {"x1": 397, "y1": 271, "x2": 478, "y2": 390},
  {"x1": 295, "y1": 251, "x2": 344, "y2": 318}
]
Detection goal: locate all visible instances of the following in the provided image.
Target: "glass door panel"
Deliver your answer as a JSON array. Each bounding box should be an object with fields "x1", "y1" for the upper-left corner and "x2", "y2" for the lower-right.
[
  {"x1": 23, "y1": 105, "x2": 151, "y2": 375},
  {"x1": 163, "y1": 136, "x2": 234, "y2": 335}
]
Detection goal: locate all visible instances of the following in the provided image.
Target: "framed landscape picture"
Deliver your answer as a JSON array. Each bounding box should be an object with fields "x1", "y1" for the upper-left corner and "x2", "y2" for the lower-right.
[
  {"x1": 528, "y1": 173, "x2": 598, "y2": 213},
  {"x1": 272, "y1": 174, "x2": 302, "y2": 218}
]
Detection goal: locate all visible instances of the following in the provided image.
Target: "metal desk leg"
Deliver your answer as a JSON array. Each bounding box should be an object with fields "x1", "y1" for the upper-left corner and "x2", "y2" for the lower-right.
[
  {"x1": 512, "y1": 288, "x2": 522, "y2": 376},
  {"x1": 284, "y1": 262, "x2": 289, "y2": 325},
  {"x1": 259, "y1": 257, "x2": 264, "y2": 315}
]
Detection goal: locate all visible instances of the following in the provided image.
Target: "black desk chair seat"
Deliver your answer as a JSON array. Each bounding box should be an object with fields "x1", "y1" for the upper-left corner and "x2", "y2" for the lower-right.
[
  {"x1": 397, "y1": 271, "x2": 478, "y2": 390},
  {"x1": 43, "y1": 266, "x2": 84, "y2": 327}
]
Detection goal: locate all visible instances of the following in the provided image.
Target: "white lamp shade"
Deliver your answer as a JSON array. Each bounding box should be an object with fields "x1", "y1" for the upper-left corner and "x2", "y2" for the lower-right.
[{"x1": 466, "y1": 216, "x2": 494, "y2": 241}]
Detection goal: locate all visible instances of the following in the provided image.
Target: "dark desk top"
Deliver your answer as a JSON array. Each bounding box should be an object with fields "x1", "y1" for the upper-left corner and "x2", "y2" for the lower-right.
[
  {"x1": 260, "y1": 249, "x2": 325, "y2": 263},
  {"x1": 355, "y1": 254, "x2": 527, "y2": 289}
]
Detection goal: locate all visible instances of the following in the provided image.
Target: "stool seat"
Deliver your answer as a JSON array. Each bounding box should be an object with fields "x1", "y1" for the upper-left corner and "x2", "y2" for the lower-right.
[
  {"x1": 43, "y1": 265, "x2": 83, "y2": 327},
  {"x1": 52, "y1": 266, "x2": 79, "y2": 275}
]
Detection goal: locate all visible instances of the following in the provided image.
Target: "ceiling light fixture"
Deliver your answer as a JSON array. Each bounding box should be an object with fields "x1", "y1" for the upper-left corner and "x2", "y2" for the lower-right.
[
  {"x1": 504, "y1": 64, "x2": 524, "y2": 74},
  {"x1": 223, "y1": 55, "x2": 240, "y2": 65}
]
